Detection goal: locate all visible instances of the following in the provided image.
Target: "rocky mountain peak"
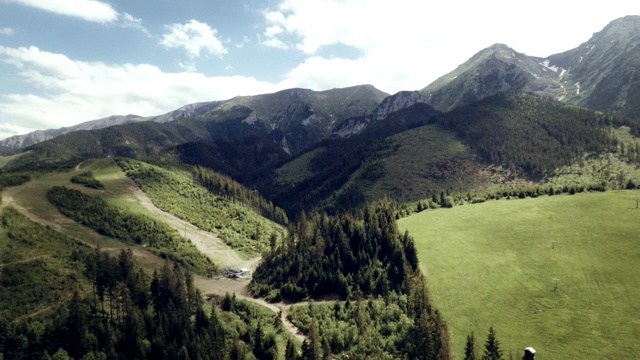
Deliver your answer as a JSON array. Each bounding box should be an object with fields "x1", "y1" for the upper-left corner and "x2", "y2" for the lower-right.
[{"x1": 420, "y1": 16, "x2": 640, "y2": 118}]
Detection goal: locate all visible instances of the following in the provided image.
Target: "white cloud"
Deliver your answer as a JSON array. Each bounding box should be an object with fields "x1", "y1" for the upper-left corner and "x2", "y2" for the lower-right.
[
  {"x1": 0, "y1": 45, "x2": 281, "y2": 139},
  {"x1": 5, "y1": 0, "x2": 118, "y2": 23},
  {"x1": 160, "y1": 20, "x2": 227, "y2": 59},
  {"x1": 262, "y1": 0, "x2": 640, "y2": 93},
  {"x1": 4, "y1": 0, "x2": 150, "y2": 36},
  {"x1": 177, "y1": 60, "x2": 197, "y2": 72},
  {"x1": 263, "y1": 37, "x2": 289, "y2": 50},
  {"x1": 279, "y1": 56, "x2": 372, "y2": 90},
  {"x1": 261, "y1": 24, "x2": 289, "y2": 49},
  {"x1": 0, "y1": 27, "x2": 14, "y2": 36},
  {"x1": 264, "y1": 25, "x2": 284, "y2": 37},
  {"x1": 121, "y1": 12, "x2": 150, "y2": 37}
]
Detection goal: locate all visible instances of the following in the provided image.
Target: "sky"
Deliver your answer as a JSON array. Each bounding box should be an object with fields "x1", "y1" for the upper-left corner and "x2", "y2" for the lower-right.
[{"x1": 0, "y1": 1, "x2": 638, "y2": 140}]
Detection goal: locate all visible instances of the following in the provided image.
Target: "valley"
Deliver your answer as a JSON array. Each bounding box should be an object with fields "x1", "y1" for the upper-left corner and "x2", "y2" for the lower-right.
[{"x1": 1, "y1": 14, "x2": 640, "y2": 360}]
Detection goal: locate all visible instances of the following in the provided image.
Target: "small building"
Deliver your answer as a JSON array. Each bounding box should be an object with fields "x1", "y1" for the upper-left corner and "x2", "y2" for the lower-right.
[
  {"x1": 224, "y1": 267, "x2": 251, "y2": 279},
  {"x1": 238, "y1": 268, "x2": 251, "y2": 278},
  {"x1": 523, "y1": 347, "x2": 536, "y2": 360}
]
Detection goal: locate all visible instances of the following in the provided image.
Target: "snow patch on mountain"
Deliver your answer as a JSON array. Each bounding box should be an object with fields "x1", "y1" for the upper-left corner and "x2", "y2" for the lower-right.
[{"x1": 539, "y1": 60, "x2": 559, "y2": 72}]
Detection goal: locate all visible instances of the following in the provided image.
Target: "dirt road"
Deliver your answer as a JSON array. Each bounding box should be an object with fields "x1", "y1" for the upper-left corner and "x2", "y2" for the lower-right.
[
  {"x1": 126, "y1": 179, "x2": 307, "y2": 341},
  {"x1": 128, "y1": 185, "x2": 259, "y2": 270},
  {"x1": 193, "y1": 276, "x2": 306, "y2": 343},
  {"x1": 1, "y1": 166, "x2": 307, "y2": 342}
]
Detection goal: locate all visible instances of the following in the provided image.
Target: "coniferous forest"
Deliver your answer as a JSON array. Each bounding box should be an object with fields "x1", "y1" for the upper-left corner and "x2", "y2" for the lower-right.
[
  {"x1": 0, "y1": 247, "x2": 290, "y2": 360},
  {"x1": 251, "y1": 201, "x2": 450, "y2": 359}
]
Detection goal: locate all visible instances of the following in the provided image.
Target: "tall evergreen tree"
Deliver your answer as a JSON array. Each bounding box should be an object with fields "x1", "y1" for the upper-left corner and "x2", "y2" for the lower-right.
[
  {"x1": 285, "y1": 338, "x2": 299, "y2": 360},
  {"x1": 482, "y1": 327, "x2": 502, "y2": 360},
  {"x1": 464, "y1": 332, "x2": 477, "y2": 360}
]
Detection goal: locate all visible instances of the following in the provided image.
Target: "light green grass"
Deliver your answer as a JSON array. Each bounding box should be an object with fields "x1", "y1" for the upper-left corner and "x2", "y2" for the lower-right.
[
  {"x1": 275, "y1": 147, "x2": 324, "y2": 185},
  {"x1": 398, "y1": 191, "x2": 640, "y2": 359},
  {"x1": 0, "y1": 152, "x2": 26, "y2": 169},
  {"x1": 368, "y1": 125, "x2": 477, "y2": 202},
  {"x1": 9, "y1": 158, "x2": 162, "y2": 248},
  {"x1": 117, "y1": 158, "x2": 283, "y2": 258}
]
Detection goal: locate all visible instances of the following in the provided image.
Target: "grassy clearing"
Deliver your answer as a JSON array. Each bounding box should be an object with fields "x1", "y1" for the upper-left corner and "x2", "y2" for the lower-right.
[
  {"x1": 117, "y1": 159, "x2": 283, "y2": 258},
  {"x1": 0, "y1": 152, "x2": 27, "y2": 169},
  {"x1": 0, "y1": 207, "x2": 90, "y2": 319},
  {"x1": 362, "y1": 125, "x2": 531, "y2": 203},
  {"x1": 6, "y1": 159, "x2": 133, "y2": 248},
  {"x1": 398, "y1": 190, "x2": 640, "y2": 359},
  {"x1": 275, "y1": 147, "x2": 324, "y2": 185}
]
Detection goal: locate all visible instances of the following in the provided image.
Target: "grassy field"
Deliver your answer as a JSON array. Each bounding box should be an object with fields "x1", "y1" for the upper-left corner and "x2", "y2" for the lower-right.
[
  {"x1": 275, "y1": 147, "x2": 324, "y2": 185},
  {"x1": 0, "y1": 152, "x2": 26, "y2": 169},
  {"x1": 398, "y1": 190, "x2": 640, "y2": 359}
]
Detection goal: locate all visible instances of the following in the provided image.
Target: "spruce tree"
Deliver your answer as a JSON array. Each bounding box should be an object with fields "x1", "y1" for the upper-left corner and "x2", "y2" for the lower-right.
[
  {"x1": 482, "y1": 327, "x2": 502, "y2": 360},
  {"x1": 464, "y1": 332, "x2": 477, "y2": 360},
  {"x1": 285, "y1": 338, "x2": 299, "y2": 360}
]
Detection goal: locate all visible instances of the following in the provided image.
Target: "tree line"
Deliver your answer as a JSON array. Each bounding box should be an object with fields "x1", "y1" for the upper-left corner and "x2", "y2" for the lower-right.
[
  {"x1": 47, "y1": 186, "x2": 216, "y2": 276},
  {"x1": 71, "y1": 171, "x2": 104, "y2": 189},
  {"x1": 433, "y1": 92, "x2": 614, "y2": 179},
  {"x1": 193, "y1": 165, "x2": 288, "y2": 225},
  {"x1": 398, "y1": 181, "x2": 630, "y2": 218},
  {"x1": 250, "y1": 200, "x2": 419, "y2": 301},
  {"x1": 250, "y1": 200, "x2": 450, "y2": 359},
  {"x1": 1, "y1": 248, "x2": 290, "y2": 359},
  {"x1": 0, "y1": 173, "x2": 30, "y2": 192}
]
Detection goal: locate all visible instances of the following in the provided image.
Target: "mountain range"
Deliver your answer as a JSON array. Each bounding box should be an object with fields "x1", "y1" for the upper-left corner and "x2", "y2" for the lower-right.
[
  {"x1": 3, "y1": 16, "x2": 638, "y2": 156},
  {"x1": 2, "y1": 16, "x2": 640, "y2": 214}
]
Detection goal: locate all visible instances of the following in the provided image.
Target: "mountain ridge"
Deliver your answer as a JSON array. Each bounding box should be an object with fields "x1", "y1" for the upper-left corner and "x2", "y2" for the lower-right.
[
  {"x1": 421, "y1": 15, "x2": 640, "y2": 118},
  {"x1": 0, "y1": 84, "x2": 389, "y2": 155}
]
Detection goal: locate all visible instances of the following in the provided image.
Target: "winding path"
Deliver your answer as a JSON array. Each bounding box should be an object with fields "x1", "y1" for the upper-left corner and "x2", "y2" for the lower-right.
[
  {"x1": 124, "y1": 178, "x2": 307, "y2": 341},
  {"x1": 1, "y1": 162, "x2": 307, "y2": 342}
]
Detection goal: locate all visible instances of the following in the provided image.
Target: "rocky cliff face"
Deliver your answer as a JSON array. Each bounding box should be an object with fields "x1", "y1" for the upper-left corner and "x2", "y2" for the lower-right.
[
  {"x1": 333, "y1": 91, "x2": 429, "y2": 138},
  {"x1": 149, "y1": 101, "x2": 224, "y2": 123},
  {"x1": 547, "y1": 15, "x2": 640, "y2": 118},
  {"x1": 420, "y1": 44, "x2": 567, "y2": 112}
]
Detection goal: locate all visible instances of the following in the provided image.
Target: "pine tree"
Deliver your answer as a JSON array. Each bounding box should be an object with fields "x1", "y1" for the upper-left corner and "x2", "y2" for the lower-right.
[
  {"x1": 464, "y1": 332, "x2": 477, "y2": 360},
  {"x1": 322, "y1": 336, "x2": 332, "y2": 360},
  {"x1": 482, "y1": 327, "x2": 502, "y2": 360},
  {"x1": 285, "y1": 338, "x2": 299, "y2": 360}
]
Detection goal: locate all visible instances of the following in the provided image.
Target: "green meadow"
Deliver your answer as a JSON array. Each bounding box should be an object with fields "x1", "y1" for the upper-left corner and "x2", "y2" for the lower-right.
[{"x1": 398, "y1": 190, "x2": 640, "y2": 359}]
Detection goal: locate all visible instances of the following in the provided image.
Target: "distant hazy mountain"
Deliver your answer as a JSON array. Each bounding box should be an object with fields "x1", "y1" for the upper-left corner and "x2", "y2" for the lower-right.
[
  {"x1": 15, "y1": 85, "x2": 388, "y2": 165},
  {"x1": 1, "y1": 85, "x2": 388, "y2": 156},
  {"x1": 421, "y1": 15, "x2": 640, "y2": 118},
  {"x1": 0, "y1": 114, "x2": 146, "y2": 155}
]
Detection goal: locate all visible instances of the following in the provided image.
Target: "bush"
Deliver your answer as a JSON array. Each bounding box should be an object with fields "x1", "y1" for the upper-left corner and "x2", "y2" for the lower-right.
[{"x1": 70, "y1": 171, "x2": 104, "y2": 189}]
